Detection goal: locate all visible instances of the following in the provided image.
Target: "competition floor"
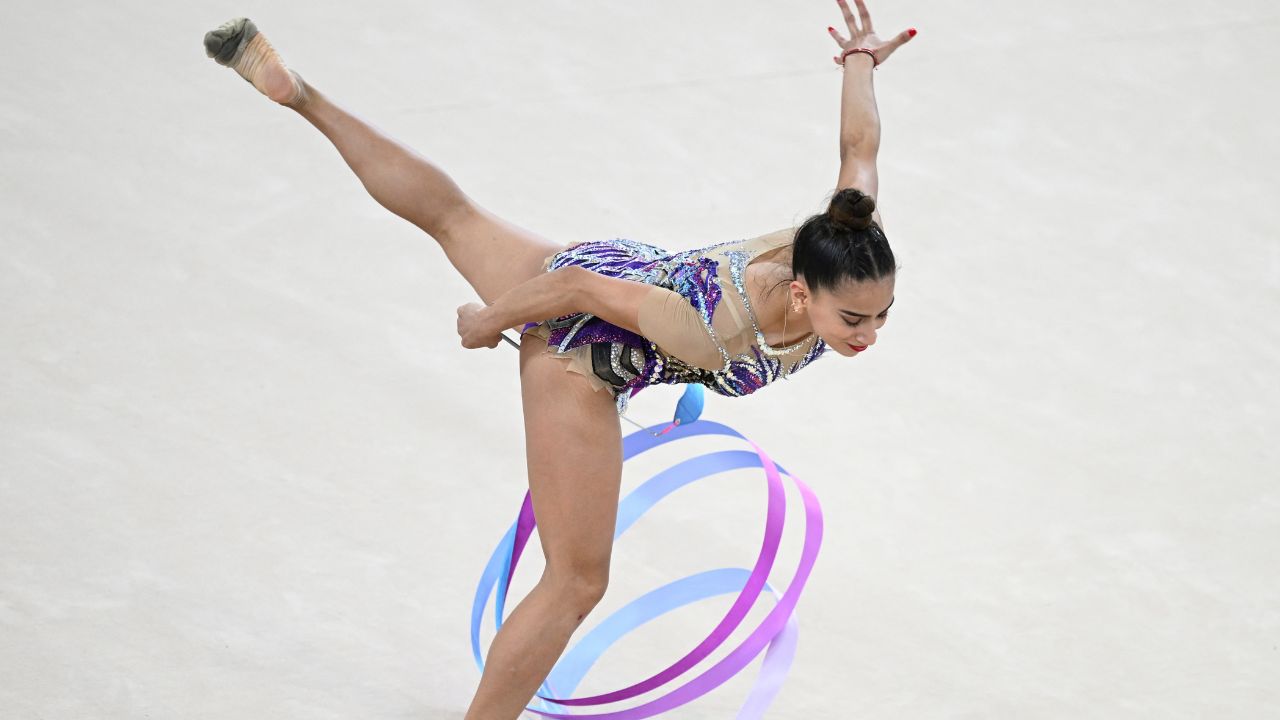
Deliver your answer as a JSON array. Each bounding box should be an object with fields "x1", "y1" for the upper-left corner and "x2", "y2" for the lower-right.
[{"x1": 2, "y1": 1, "x2": 1276, "y2": 717}]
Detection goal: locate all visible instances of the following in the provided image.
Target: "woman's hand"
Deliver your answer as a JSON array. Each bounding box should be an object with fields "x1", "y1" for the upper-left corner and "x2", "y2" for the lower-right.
[
  {"x1": 456, "y1": 302, "x2": 503, "y2": 349},
  {"x1": 828, "y1": 0, "x2": 916, "y2": 67}
]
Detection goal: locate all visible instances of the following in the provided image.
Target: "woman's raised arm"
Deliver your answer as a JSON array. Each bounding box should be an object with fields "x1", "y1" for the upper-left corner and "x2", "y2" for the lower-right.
[{"x1": 826, "y1": 0, "x2": 916, "y2": 228}]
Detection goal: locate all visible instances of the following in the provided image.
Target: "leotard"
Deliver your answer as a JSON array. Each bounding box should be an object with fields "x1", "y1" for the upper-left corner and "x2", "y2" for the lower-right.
[{"x1": 520, "y1": 230, "x2": 829, "y2": 415}]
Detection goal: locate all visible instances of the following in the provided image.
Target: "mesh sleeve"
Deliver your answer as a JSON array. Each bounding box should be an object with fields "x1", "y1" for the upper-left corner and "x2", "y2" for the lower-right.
[{"x1": 635, "y1": 285, "x2": 727, "y2": 372}]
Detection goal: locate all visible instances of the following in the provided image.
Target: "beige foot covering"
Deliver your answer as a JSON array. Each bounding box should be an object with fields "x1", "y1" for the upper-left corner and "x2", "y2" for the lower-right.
[{"x1": 203, "y1": 18, "x2": 308, "y2": 107}]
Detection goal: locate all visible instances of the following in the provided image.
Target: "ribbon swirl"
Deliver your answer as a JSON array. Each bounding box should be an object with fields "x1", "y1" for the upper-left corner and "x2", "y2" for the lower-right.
[{"x1": 470, "y1": 419, "x2": 824, "y2": 719}]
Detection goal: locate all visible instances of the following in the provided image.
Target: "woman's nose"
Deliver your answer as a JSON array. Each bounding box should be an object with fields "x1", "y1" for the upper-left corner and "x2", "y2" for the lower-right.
[{"x1": 855, "y1": 328, "x2": 877, "y2": 346}]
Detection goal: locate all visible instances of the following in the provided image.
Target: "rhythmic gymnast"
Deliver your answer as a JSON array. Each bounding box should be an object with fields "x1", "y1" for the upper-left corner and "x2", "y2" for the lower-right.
[{"x1": 203, "y1": 1, "x2": 913, "y2": 717}]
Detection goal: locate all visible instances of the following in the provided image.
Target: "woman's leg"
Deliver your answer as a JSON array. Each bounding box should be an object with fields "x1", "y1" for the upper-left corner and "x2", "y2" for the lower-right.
[
  {"x1": 205, "y1": 19, "x2": 568, "y2": 305},
  {"x1": 464, "y1": 333, "x2": 623, "y2": 720},
  {"x1": 287, "y1": 84, "x2": 571, "y2": 305}
]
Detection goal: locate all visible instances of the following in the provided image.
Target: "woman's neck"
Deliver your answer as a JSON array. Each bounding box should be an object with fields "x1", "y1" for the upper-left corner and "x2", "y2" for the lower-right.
[{"x1": 746, "y1": 252, "x2": 813, "y2": 349}]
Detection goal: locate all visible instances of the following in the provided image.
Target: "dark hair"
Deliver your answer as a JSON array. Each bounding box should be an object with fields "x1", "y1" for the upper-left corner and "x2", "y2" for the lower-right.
[{"x1": 764, "y1": 188, "x2": 897, "y2": 301}]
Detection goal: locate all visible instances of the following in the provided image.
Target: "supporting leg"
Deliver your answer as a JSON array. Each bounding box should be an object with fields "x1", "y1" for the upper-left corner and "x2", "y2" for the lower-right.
[{"x1": 463, "y1": 334, "x2": 623, "y2": 720}]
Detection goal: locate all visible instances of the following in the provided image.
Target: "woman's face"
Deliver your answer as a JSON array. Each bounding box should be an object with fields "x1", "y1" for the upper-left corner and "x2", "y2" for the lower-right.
[{"x1": 796, "y1": 276, "x2": 895, "y2": 357}]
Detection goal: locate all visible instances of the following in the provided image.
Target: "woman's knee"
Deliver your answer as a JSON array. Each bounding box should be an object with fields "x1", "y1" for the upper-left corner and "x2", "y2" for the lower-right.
[
  {"x1": 430, "y1": 196, "x2": 480, "y2": 246},
  {"x1": 544, "y1": 560, "x2": 610, "y2": 613}
]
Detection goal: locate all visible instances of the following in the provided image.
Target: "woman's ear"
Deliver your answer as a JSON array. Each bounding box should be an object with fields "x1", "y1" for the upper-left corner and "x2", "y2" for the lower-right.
[{"x1": 788, "y1": 279, "x2": 811, "y2": 309}]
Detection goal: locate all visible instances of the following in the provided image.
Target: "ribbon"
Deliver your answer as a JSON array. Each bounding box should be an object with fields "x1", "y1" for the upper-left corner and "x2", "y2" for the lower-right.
[{"x1": 470, "y1": 419, "x2": 823, "y2": 719}]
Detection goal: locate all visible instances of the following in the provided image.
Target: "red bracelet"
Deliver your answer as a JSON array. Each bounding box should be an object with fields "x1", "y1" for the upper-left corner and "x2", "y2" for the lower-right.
[{"x1": 838, "y1": 47, "x2": 879, "y2": 67}]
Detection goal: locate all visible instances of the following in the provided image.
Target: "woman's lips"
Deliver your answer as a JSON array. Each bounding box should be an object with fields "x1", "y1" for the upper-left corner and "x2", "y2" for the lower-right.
[{"x1": 849, "y1": 343, "x2": 868, "y2": 352}]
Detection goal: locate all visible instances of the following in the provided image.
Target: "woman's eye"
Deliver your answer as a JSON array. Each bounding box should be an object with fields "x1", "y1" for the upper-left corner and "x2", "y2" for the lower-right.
[{"x1": 845, "y1": 318, "x2": 863, "y2": 328}]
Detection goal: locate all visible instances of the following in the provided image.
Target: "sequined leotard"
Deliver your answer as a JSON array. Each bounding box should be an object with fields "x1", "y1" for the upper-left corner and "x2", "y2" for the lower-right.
[{"x1": 519, "y1": 231, "x2": 830, "y2": 415}]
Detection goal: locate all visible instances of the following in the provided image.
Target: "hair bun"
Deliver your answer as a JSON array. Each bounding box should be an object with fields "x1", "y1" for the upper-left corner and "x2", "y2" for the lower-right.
[{"x1": 827, "y1": 188, "x2": 876, "y2": 230}]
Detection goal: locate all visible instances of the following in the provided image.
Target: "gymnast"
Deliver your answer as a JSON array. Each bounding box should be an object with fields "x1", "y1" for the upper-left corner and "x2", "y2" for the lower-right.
[{"x1": 203, "y1": 1, "x2": 914, "y2": 717}]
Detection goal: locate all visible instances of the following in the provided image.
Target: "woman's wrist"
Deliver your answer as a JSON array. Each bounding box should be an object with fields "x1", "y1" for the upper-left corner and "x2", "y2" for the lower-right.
[
  {"x1": 477, "y1": 304, "x2": 505, "y2": 335},
  {"x1": 483, "y1": 266, "x2": 583, "y2": 335},
  {"x1": 841, "y1": 55, "x2": 875, "y2": 74},
  {"x1": 840, "y1": 47, "x2": 878, "y2": 68}
]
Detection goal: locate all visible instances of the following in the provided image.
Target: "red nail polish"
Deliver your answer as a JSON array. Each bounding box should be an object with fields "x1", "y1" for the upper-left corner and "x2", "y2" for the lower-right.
[
  {"x1": 908, "y1": 28, "x2": 917, "y2": 37},
  {"x1": 828, "y1": 26, "x2": 835, "y2": 32}
]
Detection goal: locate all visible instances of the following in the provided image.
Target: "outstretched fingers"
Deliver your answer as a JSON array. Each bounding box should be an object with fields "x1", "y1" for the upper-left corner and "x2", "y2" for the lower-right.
[
  {"x1": 850, "y1": 0, "x2": 874, "y2": 33},
  {"x1": 835, "y1": 0, "x2": 861, "y2": 34},
  {"x1": 830, "y1": 0, "x2": 917, "y2": 66}
]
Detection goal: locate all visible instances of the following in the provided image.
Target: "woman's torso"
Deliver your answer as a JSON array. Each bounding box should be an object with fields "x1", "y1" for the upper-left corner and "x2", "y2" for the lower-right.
[{"x1": 530, "y1": 230, "x2": 829, "y2": 414}]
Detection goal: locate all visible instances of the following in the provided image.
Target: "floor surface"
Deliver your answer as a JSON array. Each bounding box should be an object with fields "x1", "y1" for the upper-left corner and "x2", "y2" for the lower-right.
[{"x1": 2, "y1": 1, "x2": 1277, "y2": 717}]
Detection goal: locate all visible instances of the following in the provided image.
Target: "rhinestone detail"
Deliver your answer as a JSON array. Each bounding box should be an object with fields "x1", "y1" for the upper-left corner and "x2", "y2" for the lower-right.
[
  {"x1": 723, "y1": 248, "x2": 817, "y2": 376},
  {"x1": 534, "y1": 237, "x2": 829, "y2": 416}
]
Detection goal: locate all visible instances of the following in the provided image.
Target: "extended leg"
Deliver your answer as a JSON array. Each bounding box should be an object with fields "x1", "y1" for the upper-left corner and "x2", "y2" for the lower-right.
[
  {"x1": 204, "y1": 18, "x2": 568, "y2": 305},
  {"x1": 293, "y1": 83, "x2": 569, "y2": 305},
  {"x1": 464, "y1": 334, "x2": 623, "y2": 720}
]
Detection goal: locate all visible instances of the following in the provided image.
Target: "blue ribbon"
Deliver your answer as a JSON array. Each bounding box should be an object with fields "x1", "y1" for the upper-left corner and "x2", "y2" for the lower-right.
[{"x1": 469, "y1": 418, "x2": 822, "y2": 718}]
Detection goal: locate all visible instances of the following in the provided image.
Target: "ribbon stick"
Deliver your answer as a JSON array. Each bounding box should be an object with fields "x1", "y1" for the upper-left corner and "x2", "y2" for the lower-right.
[
  {"x1": 655, "y1": 385, "x2": 705, "y2": 436},
  {"x1": 469, "y1": 418, "x2": 824, "y2": 719}
]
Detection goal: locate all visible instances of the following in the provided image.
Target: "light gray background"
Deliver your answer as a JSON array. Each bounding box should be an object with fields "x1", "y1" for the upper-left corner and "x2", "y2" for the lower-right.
[{"x1": 2, "y1": 1, "x2": 1276, "y2": 718}]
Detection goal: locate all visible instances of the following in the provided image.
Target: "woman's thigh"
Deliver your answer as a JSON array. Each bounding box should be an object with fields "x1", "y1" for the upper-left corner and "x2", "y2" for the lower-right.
[
  {"x1": 438, "y1": 204, "x2": 577, "y2": 306},
  {"x1": 518, "y1": 332, "x2": 623, "y2": 582}
]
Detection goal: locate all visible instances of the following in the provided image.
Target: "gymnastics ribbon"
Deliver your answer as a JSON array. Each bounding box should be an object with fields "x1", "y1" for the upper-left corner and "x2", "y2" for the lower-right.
[
  {"x1": 623, "y1": 383, "x2": 706, "y2": 437},
  {"x1": 469, "y1": 413, "x2": 824, "y2": 719}
]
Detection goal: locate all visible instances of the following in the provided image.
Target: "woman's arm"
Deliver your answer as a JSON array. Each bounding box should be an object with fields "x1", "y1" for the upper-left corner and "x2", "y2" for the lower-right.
[
  {"x1": 457, "y1": 267, "x2": 586, "y2": 349},
  {"x1": 835, "y1": 53, "x2": 880, "y2": 202},
  {"x1": 459, "y1": 267, "x2": 727, "y2": 371},
  {"x1": 458, "y1": 266, "x2": 692, "y2": 351},
  {"x1": 826, "y1": 0, "x2": 917, "y2": 228}
]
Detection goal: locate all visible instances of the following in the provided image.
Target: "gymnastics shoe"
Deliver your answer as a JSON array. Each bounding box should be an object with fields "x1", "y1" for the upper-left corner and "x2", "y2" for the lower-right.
[{"x1": 203, "y1": 18, "x2": 309, "y2": 107}]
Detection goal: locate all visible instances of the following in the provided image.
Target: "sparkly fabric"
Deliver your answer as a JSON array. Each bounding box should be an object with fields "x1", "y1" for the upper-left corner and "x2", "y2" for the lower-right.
[{"x1": 521, "y1": 237, "x2": 829, "y2": 415}]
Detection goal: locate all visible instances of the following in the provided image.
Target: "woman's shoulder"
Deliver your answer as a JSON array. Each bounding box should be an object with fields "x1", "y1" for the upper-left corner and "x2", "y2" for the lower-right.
[
  {"x1": 696, "y1": 228, "x2": 795, "y2": 290},
  {"x1": 695, "y1": 227, "x2": 796, "y2": 264},
  {"x1": 747, "y1": 226, "x2": 799, "y2": 248}
]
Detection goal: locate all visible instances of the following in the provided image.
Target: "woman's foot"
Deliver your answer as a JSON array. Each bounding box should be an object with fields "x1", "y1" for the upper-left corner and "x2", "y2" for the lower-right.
[{"x1": 203, "y1": 18, "x2": 309, "y2": 108}]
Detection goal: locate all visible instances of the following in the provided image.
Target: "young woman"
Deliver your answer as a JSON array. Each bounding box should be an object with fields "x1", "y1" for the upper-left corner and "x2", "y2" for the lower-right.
[{"x1": 203, "y1": 1, "x2": 914, "y2": 717}]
